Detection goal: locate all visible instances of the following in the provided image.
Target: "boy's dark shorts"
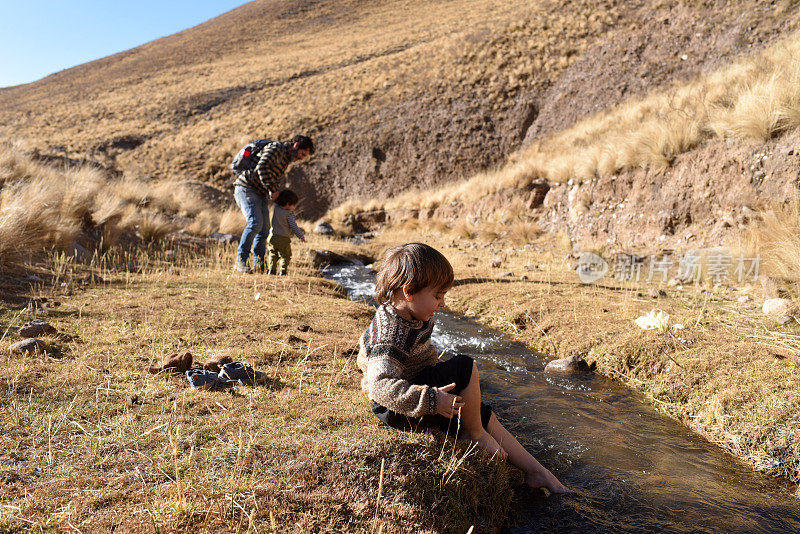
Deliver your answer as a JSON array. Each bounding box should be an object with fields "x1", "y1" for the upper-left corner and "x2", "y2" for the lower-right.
[{"x1": 371, "y1": 353, "x2": 492, "y2": 438}]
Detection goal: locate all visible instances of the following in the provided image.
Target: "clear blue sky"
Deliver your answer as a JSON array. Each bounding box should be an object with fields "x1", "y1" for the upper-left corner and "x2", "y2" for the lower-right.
[{"x1": 0, "y1": 1, "x2": 247, "y2": 88}]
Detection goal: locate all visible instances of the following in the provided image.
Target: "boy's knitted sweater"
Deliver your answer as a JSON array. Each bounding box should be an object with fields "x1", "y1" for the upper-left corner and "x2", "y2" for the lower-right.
[{"x1": 357, "y1": 304, "x2": 440, "y2": 417}]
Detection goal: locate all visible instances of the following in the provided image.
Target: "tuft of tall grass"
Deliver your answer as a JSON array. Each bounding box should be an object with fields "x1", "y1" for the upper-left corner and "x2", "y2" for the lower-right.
[
  {"x1": 507, "y1": 220, "x2": 543, "y2": 245},
  {"x1": 0, "y1": 144, "x2": 231, "y2": 267},
  {"x1": 136, "y1": 214, "x2": 176, "y2": 243},
  {"x1": 752, "y1": 197, "x2": 800, "y2": 301},
  {"x1": 218, "y1": 207, "x2": 245, "y2": 236}
]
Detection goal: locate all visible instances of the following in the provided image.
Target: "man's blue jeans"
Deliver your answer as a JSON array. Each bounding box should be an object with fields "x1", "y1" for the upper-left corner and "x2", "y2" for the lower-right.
[{"x1": 234, "y1": 185, "x2": 270, "y2": 264}]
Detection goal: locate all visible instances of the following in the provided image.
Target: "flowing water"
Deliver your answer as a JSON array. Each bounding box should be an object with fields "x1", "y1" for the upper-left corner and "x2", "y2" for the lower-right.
[{"x1": 323, "y1": 261, "x2": 800, "y2": 533}]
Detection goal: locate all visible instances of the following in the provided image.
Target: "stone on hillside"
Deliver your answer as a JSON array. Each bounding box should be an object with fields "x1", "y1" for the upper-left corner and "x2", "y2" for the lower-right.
[
  {"x1": 496, "y1": 271, "x2": 514, "y2": 278},
  {"x1": 308, "y1": 249, "x2": 351, "y2": 268},
  {"x1": 737, "y1": 295, "x2": 752, "y2": 304},
  {"x1": 648, "y1": 288, "x2": 667, "y2": 299},
  {"x1": 544, "y1": 355, "x2": 595, "y2": 374},
  {"x1": 18, "y1": 320, "x2": 57, "y2": 338},
  {"x1": 314, "y1": 221, "x2": 335, "y2": 235},
  {"x1": 526, "y1": 182, "x2": 550, "y2": 209},
  {"x1": 491, "y1": 257, "x2": 502, "y2": 268},
  {"x1": 210, "y1": 232, "x2": 238, "y2": 244},
  {"x1": 776, "y1": 315, "x2": 794, "y2": 326},
  {"x1": 9, "y1": 339, "x2": 48, "y2": 355},
  {"x1": 763, "y1": 298, "x2": 795, "y2": 317}
]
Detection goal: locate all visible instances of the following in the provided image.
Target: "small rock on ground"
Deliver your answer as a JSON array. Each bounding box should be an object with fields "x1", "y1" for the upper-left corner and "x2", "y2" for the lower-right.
[
  {"x1": 18, "y1": 320, "x2": 57, "y2": 338},
  {"x1": 9, "y1": 339, "x2": 48, "y2": 355},
  {"x1": 308, "y1": 249, "x2": 351, "y2": 268},
  {"x1": 763, "y1": 298, "x2": 795, "y2": 317},
  {"x1": 314, "y1": 221, "x2": 335, "y2": 235},
  {"x1": 210, "y1": 232, "x2": 238, "y2": 244}
]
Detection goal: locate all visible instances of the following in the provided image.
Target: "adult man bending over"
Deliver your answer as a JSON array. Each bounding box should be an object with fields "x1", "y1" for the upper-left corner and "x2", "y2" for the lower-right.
[{"x1": 232, "y1": 134, "x2": 314, "y2": 273}]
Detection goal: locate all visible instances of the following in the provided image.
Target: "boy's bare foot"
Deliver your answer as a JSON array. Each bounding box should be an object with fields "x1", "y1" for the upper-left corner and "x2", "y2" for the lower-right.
[
  {"x1": 525, "y1": 469, "x2": 571, "y2": 494},
  {"x1": 474, "y1": 431, "x2": 508, "y2": 460}
]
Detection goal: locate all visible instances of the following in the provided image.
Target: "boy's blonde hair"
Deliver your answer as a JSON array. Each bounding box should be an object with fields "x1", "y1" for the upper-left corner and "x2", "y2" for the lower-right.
[{"x1": 374, "y1": 243, "x2": 454, "y2": 305}]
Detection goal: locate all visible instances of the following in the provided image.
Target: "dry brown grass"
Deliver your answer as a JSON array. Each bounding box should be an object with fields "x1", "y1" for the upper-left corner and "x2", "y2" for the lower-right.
[
  {"x1": 0, "y1": 238, "x2": 515, "y2": 532},
  {"x1": 0, "y1": 145, "x2": 237, "y2": 267},
  {"x1": 217, "y1": 207, "x2": 245, "y2": 236},
  {"x1": 751, "y1": 196, "x2": 800, "y2": 300}
]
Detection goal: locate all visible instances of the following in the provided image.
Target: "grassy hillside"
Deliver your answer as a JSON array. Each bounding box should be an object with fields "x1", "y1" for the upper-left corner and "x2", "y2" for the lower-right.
[
  {"x1": 1, "y1": 0, "x2": 795, "y2": 219},
  {"x1": 0, "y1": 144, "x2": 244, "y2": 272},
  {"x1": 330, "y1": 14, "x2": 800, "y2": 252}
]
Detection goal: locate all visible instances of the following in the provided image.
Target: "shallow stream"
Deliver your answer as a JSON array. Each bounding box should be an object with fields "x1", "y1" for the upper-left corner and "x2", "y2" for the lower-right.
[{"x1": 323, "y1": 261, "x2": 800, "y2": 533}]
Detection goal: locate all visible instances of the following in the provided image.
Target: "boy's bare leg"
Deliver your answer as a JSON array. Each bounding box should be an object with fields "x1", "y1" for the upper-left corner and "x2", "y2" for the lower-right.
[
  {"x1": 458, "y1": 361, "x2": 506, "y2": 459},
  {"x1": 486, "y1": 413, "x2": 571, "y2": 493}
]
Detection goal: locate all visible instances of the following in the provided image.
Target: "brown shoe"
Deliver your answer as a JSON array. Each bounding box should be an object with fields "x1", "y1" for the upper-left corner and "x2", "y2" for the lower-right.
[{"x1": 148, "y1": 351, "x2": 193, "y2": 374}]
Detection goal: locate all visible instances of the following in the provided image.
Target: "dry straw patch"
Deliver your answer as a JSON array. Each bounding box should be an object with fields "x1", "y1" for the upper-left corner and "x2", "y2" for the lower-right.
[
  {"x1": 750, "y1": 195, "x2": 800, "y2": 300},
  {"x1": 0, "y1": 145, "x2": 238, "y2": 267}
]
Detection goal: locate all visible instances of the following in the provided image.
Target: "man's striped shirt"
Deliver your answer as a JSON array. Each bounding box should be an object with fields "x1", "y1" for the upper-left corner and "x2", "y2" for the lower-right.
[{"x1": 233, "y1": 141, "x2": 290, "y2": 198}]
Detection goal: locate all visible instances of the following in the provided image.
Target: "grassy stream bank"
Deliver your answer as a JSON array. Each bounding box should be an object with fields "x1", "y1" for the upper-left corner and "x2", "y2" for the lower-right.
[{"x1": 337, "y1": 227, "x2": 800, "y2": 495}]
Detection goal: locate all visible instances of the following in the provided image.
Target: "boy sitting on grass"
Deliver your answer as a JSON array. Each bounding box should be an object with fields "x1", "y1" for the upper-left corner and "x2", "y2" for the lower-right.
[
  {"x1": 267, "y1": 189, "x2": 306, "y2": 275},
  {"x1": 357, "y1": 243, "x2": 570, "y2": 493}
]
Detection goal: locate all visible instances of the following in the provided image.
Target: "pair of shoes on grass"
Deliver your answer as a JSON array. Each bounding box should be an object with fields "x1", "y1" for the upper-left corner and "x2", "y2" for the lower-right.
[{"x1": 186, "y1": 362, "x2": 268, "y2": 390}]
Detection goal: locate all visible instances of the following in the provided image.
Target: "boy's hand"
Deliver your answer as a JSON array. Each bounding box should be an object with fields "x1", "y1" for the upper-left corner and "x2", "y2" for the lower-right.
[{"x1": 435, "y1": 383, "x2": 464, "y2": 418}]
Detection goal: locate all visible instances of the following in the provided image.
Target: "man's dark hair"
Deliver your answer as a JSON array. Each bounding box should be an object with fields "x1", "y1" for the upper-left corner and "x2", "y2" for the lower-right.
[
  {"x1": 275, "y1": 189, "x2": 299, "y2": 207},
  {"x1": 288, "y1": 134, "x2": 314, "y2": 155}
]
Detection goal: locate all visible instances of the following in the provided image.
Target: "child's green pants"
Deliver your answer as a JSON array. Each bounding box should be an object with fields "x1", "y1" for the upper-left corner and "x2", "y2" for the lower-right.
[{"x1": 267, "y1": 233, "x2": 292, "y2": 274}]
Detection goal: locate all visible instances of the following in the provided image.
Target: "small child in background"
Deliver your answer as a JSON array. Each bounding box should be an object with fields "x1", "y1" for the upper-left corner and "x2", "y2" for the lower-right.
[
  {"x1": 267, "y1": 189, "x2": 305, "y2": 275},
  {"x1": 357, "y1": 242, "x2": 570, "y2": 493}
]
